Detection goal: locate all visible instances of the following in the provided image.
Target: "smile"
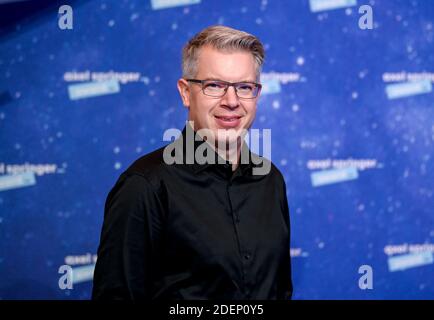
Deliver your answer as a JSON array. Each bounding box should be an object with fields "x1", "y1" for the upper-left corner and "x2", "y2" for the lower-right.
[{"x1": 214, "y1": 115, "x2": 242, "y2": 128}]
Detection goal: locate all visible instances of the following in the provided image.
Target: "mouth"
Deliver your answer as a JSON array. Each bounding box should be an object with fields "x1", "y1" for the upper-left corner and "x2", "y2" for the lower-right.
[{"x1": 214, "y1": 115, "x2": 242, "y2": 128}]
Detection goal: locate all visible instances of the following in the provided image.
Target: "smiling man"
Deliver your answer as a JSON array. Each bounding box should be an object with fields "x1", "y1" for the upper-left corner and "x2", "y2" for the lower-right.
[
  {"x1": 177, "y1": 41, "x2": 261, "y2": 171},
  {"x1": 92, "y1": 25, "x2": 292, "y2": 300}
]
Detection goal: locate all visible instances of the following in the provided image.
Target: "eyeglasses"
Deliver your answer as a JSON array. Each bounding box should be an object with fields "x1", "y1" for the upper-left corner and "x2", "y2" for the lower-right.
[{"x1": 186, "y1": 79, "x2": 262, "y2": 99}]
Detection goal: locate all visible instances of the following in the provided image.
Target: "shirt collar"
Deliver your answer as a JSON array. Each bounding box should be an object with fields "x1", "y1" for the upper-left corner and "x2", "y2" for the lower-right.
[{"x1": 178, "y1": 123, "x2": 259, "y2": 177}]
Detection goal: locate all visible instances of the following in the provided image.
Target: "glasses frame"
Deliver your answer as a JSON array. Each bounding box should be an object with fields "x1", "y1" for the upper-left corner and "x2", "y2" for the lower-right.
[{"x1": 186, "y1": 79, "x2": 262, "y2": 99}]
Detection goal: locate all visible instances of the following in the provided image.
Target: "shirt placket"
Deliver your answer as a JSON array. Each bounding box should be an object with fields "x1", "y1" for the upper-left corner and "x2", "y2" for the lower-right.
[{"x1": 225, "y1": 168, "x2": 252, "y2": 299}]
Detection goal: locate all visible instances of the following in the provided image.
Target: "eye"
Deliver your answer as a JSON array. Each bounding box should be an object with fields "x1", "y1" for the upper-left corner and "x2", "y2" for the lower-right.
[
  {"x1": 237, "y1": 84, "x2": 254, "y2": 92},
  {"x1": 205, "y1": 81, "x2": 226, "y2": 89}
]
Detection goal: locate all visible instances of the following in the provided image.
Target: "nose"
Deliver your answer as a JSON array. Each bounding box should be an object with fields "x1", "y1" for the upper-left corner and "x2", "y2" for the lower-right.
[{"x1": 221, "y1": 85, "x2": 240, "y2": 109}]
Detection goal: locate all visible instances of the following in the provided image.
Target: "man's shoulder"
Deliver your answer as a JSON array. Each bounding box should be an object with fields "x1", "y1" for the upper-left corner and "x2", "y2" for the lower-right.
[
  {"x1": 110, "y1": 144, "x2": 175, "y2": 195},
  {"x1": 125, "y1": 145, "x2": 168, "y2": 178}
]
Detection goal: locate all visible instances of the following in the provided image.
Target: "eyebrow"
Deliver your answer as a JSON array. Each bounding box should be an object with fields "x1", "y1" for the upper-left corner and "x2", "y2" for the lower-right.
[{"x1": 203, "y1": 77, "x2": 258, "y2": 83}]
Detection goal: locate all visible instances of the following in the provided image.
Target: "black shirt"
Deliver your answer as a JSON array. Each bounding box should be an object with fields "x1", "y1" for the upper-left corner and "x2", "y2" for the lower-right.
[{"x1": 92, "y1": 125, "x2": 292, "y2": 300}]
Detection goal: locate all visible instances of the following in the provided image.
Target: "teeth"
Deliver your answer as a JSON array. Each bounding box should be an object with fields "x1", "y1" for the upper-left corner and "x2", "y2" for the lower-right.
[{"x1": 218, "y1": 116, "x2": 238, "y2": 121}]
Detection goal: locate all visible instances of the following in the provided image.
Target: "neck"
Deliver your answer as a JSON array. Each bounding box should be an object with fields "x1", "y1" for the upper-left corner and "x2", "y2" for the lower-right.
[{"x1": 186, "y1": 122, "x2": 246, "y2": 171}]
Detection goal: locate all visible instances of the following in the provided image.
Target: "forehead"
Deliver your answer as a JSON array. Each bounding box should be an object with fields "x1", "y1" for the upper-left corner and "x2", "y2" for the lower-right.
[{"x1": 195, "y1": 45, "x2": 257, "y2": 82}]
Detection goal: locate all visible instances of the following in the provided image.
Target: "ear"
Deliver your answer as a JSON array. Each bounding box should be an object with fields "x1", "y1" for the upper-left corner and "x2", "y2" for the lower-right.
[{"x1": 177, "y1": 78, "x2": 190, "y2": 109}]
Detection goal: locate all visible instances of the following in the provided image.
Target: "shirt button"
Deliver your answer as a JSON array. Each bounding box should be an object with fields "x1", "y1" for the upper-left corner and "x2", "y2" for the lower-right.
[{"x1": 244, "y1": 254, "x2": 250, "y2": 260}]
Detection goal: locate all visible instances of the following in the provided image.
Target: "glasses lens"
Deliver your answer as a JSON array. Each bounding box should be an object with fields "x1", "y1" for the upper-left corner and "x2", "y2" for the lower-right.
[
  {"x1": 236, "y1": 83, "x2": 258, "y2": 98},
  {"x1": 203, "y1": 81, "x2": 227, "y2": 97},
  {"x1": 201, "y1": 80, "x2": 260, "y2": 98}
]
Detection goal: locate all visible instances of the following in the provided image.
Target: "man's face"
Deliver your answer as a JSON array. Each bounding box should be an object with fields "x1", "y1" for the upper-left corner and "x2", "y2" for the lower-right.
[{"x1": 178, "y1": 45, "x2": 260, "y2": 147}]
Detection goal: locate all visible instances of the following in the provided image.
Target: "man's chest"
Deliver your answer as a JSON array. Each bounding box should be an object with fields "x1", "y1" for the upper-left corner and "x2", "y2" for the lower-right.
[{"x1": 160, "y1": 176, "x2": 288, "y2": 264}]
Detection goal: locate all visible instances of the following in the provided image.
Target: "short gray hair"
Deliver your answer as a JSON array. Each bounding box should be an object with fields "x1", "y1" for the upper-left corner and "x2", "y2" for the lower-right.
[{"x1": 182, "y1": 25, "x2": 265, "y2": 80}]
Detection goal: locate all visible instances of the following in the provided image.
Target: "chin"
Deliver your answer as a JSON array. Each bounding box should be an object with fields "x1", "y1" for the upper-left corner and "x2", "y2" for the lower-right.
[{"x1": 215, "y1": 130, "x2": 243, "y2": 147}]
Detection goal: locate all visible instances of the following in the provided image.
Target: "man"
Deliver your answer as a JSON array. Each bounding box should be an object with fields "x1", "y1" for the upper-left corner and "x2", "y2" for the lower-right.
[{"x1": 92, "y1": 25, "x2": 292, "y2": 300}]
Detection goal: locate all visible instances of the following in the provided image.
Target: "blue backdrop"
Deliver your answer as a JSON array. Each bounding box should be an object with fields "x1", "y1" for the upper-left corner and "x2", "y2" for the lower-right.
[{"x1": 1, "y1": 0, "x2": 433, "y2": 299}]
